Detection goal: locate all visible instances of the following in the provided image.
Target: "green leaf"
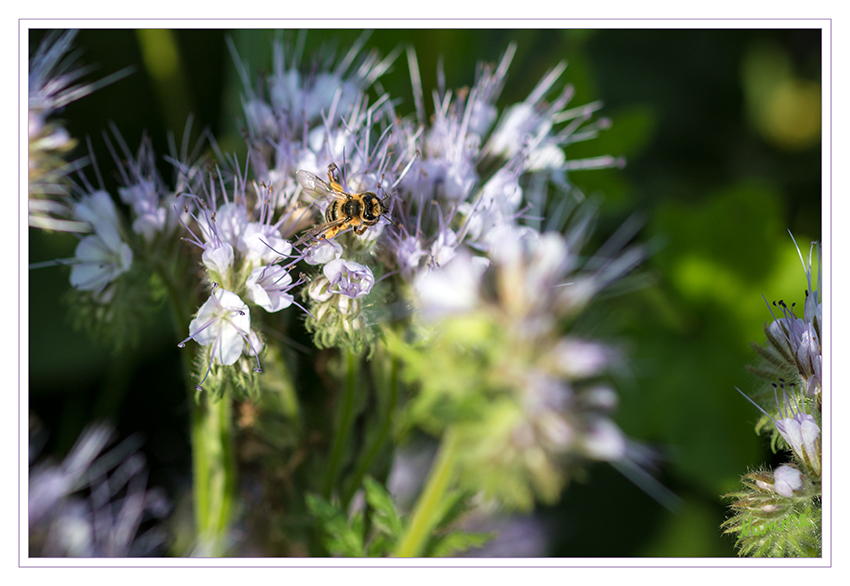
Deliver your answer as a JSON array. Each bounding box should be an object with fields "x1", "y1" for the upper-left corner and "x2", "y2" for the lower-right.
[
  {"x1": 363, "y1": 476, "x2": 403, "y2": 537},
  {"x1": 432, "y1": 490, "x2": 473, "y2": 531},
  {"x1": 426, "y1": 531, "x2": 496, "y2": 557},
  {"x1": 305, "y1": 493, "x2": 364, "y2": 557}
]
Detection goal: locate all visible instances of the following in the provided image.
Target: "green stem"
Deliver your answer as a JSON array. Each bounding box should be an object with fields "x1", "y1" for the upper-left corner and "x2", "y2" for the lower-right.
[
  {"x1": 341, "y1": 355, "x2": 399, "y2": 508},
  {"x1": 393, "y1": 427, "x2": 459, "y2": 557},
  {"x1": 323, "y1": 349, "x2": 359, "y2": 499},
  {"x1": 156, "y1": 259, "x2": 236, "y2": 556},
  {"x1": 191, "y1": 392, "x2": 236, "y2": 556}
]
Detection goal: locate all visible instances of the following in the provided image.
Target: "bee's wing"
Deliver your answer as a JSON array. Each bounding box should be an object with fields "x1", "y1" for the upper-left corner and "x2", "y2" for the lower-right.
[{"x1": 296, "y1": 169, "x2": 340, "y2": 201}]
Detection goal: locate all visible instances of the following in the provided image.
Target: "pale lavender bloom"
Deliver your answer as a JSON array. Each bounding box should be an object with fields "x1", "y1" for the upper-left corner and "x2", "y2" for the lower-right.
[
  {"x1": 484, "y1": 60, "x2": 621, "y2": 176},
  {"x1": 429, "y1": 224, "x2": 460, "y2": 268},
  {"x1": 208, "y1": 201, "x2": 250, "y2": 250},
  {"x1": 543, "y1": 338, "x2": 613, "y2": 379},
  {"x1": 122, "y1": 182, "x2": 167, "y2": 240},
  {"x1": 29, "y1": 423, "x2": 168, "y2": 557},
  {"x1": 68, "y1": 191, "x2": 133, "y2": 295},
  {"x1": 28, "y1": 30, "x2": 128, "y2": 232},
  {"x1": 737, "y1": 380, "x2": 821, "y2": 478},
  {"x1": 105, "y1": 131, "x2": 173, "y2": 242},
  {"x1": 391, "y1": 227, "x2": 429, "y2": 280},
  {"x1": 413, "y1": 220, "x2": 644, "y2": 505},
  {"x1": 580, "y1": 417, "x2": 627, "y2": 461},
  {"x1": 180, "y1": 287, "x2": 252, "y2": 365},
  {"x1": 759, "y1": 239, "x2": 822, "y2": 398},
  {"x1": 230, "y1": 33, "x2": 398, "y2": 197},
  {"x1": 68, "y1": 235, "x2": 133, "y2": 297},
  {"x1": 180, "y1": 168, "x2": 293, "y2": 287},
  {"x1": 775, "y1": 410, "x2": 821, "y2": 478},
  {"x1": 414, "y1": 249, "x2": 488, "y2": 319},
  {"x1": 178, "y1": 287, "x2": 263, "y2": 389},
  {"x1": 387, "y1": 44, "x2": 625, "y2": 293},
  {"x1": 201, "y1": 242, "x2": 235, "y2": 277},
  {"x1": 323, "y1": 259, "x2": 375, "y2": 299},
  {"x1": 303, "y1": 239, "x2": 344, "y2": 266},
  {"x1": 240, "y1": 222, "x2": 291, "y2": 266},
  {"x1": 399, "y1": 45, "x2": 514, "y2": 203},
  {"x1": 246, "y1": 264, "x2": 297, "y2": 312},
  {"x1": 773, "y1": 465, "x2": 804, "y2": 498},
  {"x1": 181, "y1": 196, "x2": 247, "y2": 284},
  {"x1": 269, "y1": 32, "x2": 396, "y2": 128},
  {"x1": 736, "y1": 236, "x2": 822, "y2": 478},
  {"x1": 73, "y1": 190, "x2": 125, "y2": 246},
  {"x1": 459, "y1": 166, "x2": 524, "y2": 247}
]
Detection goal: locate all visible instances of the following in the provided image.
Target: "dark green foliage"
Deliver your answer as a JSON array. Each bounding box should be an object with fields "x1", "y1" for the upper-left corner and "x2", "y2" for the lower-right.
[{"x1": 306, "y1": 477, "x2": 494, "y2": 557}]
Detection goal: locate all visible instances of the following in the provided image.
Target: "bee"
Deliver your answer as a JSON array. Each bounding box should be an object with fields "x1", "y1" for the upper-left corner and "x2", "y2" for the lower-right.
[{"x1": 295, "y1": 162, "x2": 393, "y2": 247}]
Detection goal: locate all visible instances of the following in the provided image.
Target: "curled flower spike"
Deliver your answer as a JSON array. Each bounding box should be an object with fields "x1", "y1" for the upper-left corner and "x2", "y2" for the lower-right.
[
  {"x1": 751, "y1": 238, "x2": 821, "y2": 399},
  {"x1": 178, "y1": 285, "x2": 262, "y2": 390}
]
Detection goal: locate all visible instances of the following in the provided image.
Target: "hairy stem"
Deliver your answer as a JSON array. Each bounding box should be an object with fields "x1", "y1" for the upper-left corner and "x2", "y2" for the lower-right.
[
  {"x1": 158, "y1": 259, "x2": 236, "y2": 556},
  {"x1": 191, "y1": 392, "x2": 236, "y2": 556}
]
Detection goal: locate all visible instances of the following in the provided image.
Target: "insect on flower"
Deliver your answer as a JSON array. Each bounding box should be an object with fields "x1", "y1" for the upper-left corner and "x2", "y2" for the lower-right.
[{"x1": 295, "y1": 162, "x2": 393, "y2": 247}]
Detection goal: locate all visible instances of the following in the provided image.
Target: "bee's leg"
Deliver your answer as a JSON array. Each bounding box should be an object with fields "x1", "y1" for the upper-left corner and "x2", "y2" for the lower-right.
[
  {"x1": 354, "y1": 225, "x2": 368, "y2": 235},
  {"x1": 327, "y1": 162, "x2": 340, "y2": 184}
]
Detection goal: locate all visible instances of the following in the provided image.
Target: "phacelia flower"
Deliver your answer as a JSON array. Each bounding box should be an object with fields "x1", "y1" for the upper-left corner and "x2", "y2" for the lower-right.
[
  {"x1": 773, "y1": 465, "x2": 805, "y2": 498},
  {"x1": 28, "y1": 30, "x2": 128, "y2": 232},
  {"x1": 324, "y1": 259, "x2": 375, "y2": 299},
  {"x1": 179, "y1": 286, "x2": 262, "y2": 390},
  {"x1": 750, "y1": 238, "x2": 821, "y2": 400},
  {"x1": 725, "y1": 235, "x2": 822, "y2": 557},
  {"x1": 68, "y1": 190, "x2": 133, "y2": 296},
  {"x1": 29, "y1": 422, "x2": 169, "y2": 557},
  {"x1": 401, "y1": 218, "x2": 642, "y2": 510},
  {"x1": 246, "y1": 264, "x2": 298, "y2": 312}
]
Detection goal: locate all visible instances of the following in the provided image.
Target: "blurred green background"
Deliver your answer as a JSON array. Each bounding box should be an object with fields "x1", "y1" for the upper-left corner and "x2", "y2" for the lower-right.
[{"x1": 28, "y1": 28, "x2": 821, "y2": 557}]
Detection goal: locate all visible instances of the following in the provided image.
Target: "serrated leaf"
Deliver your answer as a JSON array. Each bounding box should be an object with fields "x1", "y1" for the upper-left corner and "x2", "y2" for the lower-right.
[
  {"x1": 426, "y1": 531, "x2": 496, "y2": 557},
  {"x1": 305, "y1": 493, "x2": 364, "y2": 557},
  {"x1": 364, "y1": 533, "x2": 394, "y2": 557},
  {"x1": 363, "y1": 476, "x2": 403, "y2": 537}
]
